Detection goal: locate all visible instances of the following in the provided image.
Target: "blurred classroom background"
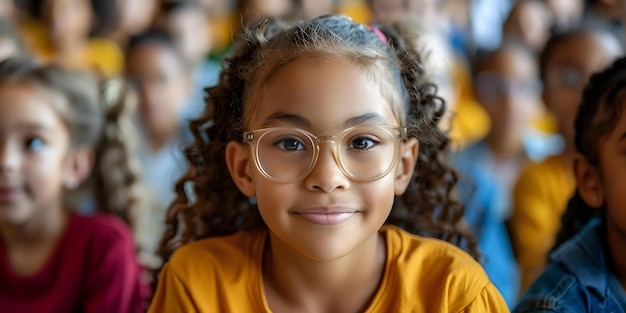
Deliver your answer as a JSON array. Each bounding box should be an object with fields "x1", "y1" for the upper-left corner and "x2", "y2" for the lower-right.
[{"x1": 1, "y1": 0, "x2": 624, "y2": 308}]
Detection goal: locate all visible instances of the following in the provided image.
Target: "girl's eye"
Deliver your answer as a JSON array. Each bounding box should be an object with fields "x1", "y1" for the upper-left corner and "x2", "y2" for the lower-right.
[
  {"x1": 275, "y1": 138, "x2": 306, "y2": 151},
  {"x1": 25, "y1": 137, "x2": 44, "y2": 151},
  {"x1": 348, "y1": 136, "x2": 377, "y2": 150}
]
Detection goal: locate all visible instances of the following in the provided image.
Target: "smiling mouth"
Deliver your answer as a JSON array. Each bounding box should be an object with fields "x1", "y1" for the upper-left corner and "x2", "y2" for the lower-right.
[{"x1": 295, "y1": 212, "x2": 358, "y2": 225}]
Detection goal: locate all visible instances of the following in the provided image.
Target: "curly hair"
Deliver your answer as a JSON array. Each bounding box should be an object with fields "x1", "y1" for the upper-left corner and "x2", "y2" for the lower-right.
[
  {"x1": 0, "y1": 57, "x2": 142, "y2": 228},
  {"x1": 156, "y1": 15, "x2": 478, "y2": 273},
  {"x1": 552, "y1": 56, "x2": 626, "y2": 251}
]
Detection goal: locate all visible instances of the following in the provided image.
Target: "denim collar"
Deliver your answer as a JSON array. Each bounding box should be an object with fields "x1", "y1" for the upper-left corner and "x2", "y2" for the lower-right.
[{"x1": 550, "y1": 217, "x2": 608, "y2": 298}]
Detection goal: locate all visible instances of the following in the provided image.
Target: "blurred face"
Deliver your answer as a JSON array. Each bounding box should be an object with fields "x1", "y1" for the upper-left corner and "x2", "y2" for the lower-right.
[
  {"x1": 503, "y1": 1, "x2": 552, "y2": 52},
  {"x1": 370, "y1": 0, "x2": 439, "y2": 23},
  {"x1": 0, "y1": 0, "x2": 14, "y2": 19},
  {"x1": 546, "y1": 0, "x2": 584, "y2": 28},
  {"x1": 42, "y1": 0, "x2": 92, "y2": 46},
  {"x1": 300, "y1": 0, "x2": 335, "y2": 19},
  {"x1": 543, "y1": 32, "x2": 623, "y2": 150},
  {"x1": 126, "y1": 42, "x2": 189, "y2": 137},
  {"x1": 165, "y1": 9, "x2": 211, "y2": 64},
  {"x1": 117, "y1": 0, "x2": 157, "y2": 36},
  {"x1": 240, "y1": 55, "x2": 416, "y2": 262},
  {"x1": 242, "y1": 0, "x2": 293, "y2": 25},
  {"x1": 0, "y1": 83, "x2": 71, "y2": 225},
  {"x1": 475, "y1": 48, "x2": 541, "y2": 140}
]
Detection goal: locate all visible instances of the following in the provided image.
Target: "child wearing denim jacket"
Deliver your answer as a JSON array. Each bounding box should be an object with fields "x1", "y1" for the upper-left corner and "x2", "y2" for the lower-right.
[{"x1": 514, "y1": 56, "x2": 626, "y2": 312}]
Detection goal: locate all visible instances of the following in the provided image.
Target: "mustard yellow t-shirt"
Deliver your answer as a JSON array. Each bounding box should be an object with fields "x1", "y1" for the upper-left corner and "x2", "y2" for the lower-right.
[
  {"x1": 149, "y1": 225, "x2": 508, "y2": 312},
  {"x1": 510, "y1": 155, "x2": 576, "y2": 295}
]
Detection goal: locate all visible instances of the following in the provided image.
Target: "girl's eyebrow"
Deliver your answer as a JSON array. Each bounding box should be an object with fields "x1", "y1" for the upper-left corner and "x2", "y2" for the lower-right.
[
  {"x1": 262, "y1": 112, "x2": 311, "y2": 128},
  {"x1": 344, "y1": 113, "x2": 387, "y2": 127},
  {"x1": 14, "y1": 123, "x2": 54, "y2": 132},
  {"x1": 261, "y1": 112, "x2": 388, "y2": 128}
]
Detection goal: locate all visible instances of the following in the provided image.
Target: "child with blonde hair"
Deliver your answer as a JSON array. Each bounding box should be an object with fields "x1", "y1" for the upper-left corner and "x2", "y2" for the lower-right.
[{"x1": 0, "y1": 58, "x2": 145, "y2": 312}]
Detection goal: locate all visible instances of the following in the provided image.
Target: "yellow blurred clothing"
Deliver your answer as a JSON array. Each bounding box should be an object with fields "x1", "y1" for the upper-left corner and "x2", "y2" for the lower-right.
[
  {"x1": 208, "y1": 11, "x2": 237, "y2": 58},
  {"x1": 510, "y1": 154, "x2": 576, "y2": 295},
  {"x1": 339, "y1": 0, "x2": 372, "y2": 23},
  {"x1": 448, "y1": 59, "x2": 490, "y2": 150},
  {"x1": 533, "y1": 110, "x2": 558, "y2": 134},
  {"x1": 149, "y1": 225, "x2": 509, "y2": 312},
  {"x1": 17, "y1": 19, "x2": 123, "y2": 77}
]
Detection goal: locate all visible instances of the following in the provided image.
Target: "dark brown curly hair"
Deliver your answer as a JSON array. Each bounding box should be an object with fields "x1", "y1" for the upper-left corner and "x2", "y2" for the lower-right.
[{"x1": 156, "y1": 15, "x2": 478, "y2": 273}]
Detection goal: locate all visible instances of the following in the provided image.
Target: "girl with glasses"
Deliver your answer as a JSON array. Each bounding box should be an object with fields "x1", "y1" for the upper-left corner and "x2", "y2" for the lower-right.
[{"x1": 149, "y1": 15, "x2": 508, "y2": 312}]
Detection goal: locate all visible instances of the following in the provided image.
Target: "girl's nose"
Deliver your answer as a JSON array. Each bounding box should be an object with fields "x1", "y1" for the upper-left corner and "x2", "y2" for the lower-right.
[
  {"x1": 0, "y1": 143, "x2": 18, "y2": 175},
  {"x1": 303, "y1": 142, "x2": 350, "y2": 193}
]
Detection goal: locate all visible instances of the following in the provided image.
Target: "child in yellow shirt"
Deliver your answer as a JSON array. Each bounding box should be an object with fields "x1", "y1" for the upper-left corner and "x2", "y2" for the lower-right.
[{"x1": 147, "y1": 15, "x2": 508, "y2": 312}]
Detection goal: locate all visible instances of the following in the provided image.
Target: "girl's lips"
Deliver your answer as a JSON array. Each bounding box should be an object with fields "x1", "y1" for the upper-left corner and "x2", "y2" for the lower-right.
[
  {"x1": 296, "y1": 212, "x2": 357, "y2": 225},
  {"x1": 0, "y1": 187, "x2": 22, "y2": 201}
]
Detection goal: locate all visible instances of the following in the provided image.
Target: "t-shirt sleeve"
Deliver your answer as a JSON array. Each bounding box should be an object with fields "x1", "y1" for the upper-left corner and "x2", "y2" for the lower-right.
[
  {"x1": 83, "y1": 218, "x2": 144, "y2": 313},
  {"x1": 460, "y1": 282, "x2": 510, "y2": 313},
  {"x1": 148, "y1": 262, "x2": 197, "y2": 313}
]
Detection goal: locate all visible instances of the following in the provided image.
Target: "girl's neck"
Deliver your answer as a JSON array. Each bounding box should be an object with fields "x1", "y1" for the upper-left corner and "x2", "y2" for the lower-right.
[
  {"x1": 486, "y1": 130, "x2": 524, "y2": 160},
  {"x1": 144, "y1": 120, "x2": 181, "y2": 152},
  {"x1": 263, "y1": 232, "x2": 386, "y2": 312},
  {"x1": 1, "y1": 206, "x2": 69, "y2": 248},
  {"x1": 52, "y1": 40, "x2": 88, "y2": 69}
]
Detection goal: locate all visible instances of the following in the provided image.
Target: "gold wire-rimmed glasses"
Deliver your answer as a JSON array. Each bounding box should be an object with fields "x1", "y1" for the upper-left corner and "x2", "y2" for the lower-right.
[{"x1": 243, "y1": 125, "x2": 408, "y2": 183}]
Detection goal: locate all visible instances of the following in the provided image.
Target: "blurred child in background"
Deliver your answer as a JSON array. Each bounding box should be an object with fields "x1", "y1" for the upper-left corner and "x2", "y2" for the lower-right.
[
  {"x1": 19, "y1": 0, "x2": 124, "y2": 77},
  {"x1": 156, "y1": 0, "x2": 219, "y2": 120},
  {"x1": 0, "y1": 57, "x2": 144, "y2": 312},
  {"x1": 124, "y1": 30, "x2": 192, "y2": 266},
  {"x1": 107, "y1": 0, "x2": 158, "y2": 49},
  {"x1": 296, "y1": 0, "x2": 337, "y2": 19},
  {"x1": 451, "y1": 39, "x2": 557, "y2": 306},
  {"x1": 510, "y1": 22, "x2": 624, "y2": 296},
  {"x1": 514, "y1": 56, "x2": 626, "y2": 313},
  {"x1": 238, "y1": 0, "x2": 295, "y2": 27},
  {"x1": 502, "y1": 0, "x2": 554, "y2": 54}
]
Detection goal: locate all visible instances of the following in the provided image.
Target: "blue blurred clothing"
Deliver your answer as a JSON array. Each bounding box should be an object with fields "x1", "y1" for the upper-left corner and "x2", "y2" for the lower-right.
[
  {"x1": 182, "y1": 60, "x2": 220, "y2": 120},
  {"x1": 135, "y1": 126, "x2": 192, "y2": 267},
  {"x1": 451, "y1": 133, "x2": 562, "y2": 307},
  {"x1": 454, "y1": 164, "x2": 519, "y2": 308},
  {"x1": 470, "y1": 0, "x2": 513, "y2": 52},
  {"x1": 453, "y1": 134, "x2": 562, "y2": 222},
  {"x1": 513, "y1": 217, "x2": 625, "y2": 313}
]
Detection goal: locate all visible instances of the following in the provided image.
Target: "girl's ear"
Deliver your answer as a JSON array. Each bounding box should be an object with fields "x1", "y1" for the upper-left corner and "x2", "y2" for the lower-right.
[
  {"x1": 63, "y1": 146, "x2": 94, "y2": 189},
  {"x1": 573, "y1": 153, "x2": 604, "y2": 208},
  {"x1": 226, "y1": 140, "x2": 256, "y2": 196},
  {"x1": 394, "y1": 137, "x2": 419, "y2": 195}
]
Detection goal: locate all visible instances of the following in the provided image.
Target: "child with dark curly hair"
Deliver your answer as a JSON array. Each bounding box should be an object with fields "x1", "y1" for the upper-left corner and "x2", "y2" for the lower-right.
[{"x1": 148, "y1": 15, "x2": 508, "y2": 312}]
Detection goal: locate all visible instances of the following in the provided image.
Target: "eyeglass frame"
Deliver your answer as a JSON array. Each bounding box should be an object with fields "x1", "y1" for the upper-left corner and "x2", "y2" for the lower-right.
[{"x1": 242, "y1": 125, "x2": 409, "y2": 183}]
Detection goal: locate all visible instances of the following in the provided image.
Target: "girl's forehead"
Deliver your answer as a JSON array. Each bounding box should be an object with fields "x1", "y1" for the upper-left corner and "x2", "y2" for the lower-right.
[
  {"x1": 0, "y1": 83, "x2": 67, "y2": 129},
  {"x1": 246, "y1": 54, "x2": 400, "y2": 130},
  {"x1": 550, "y1": 32, "x2": 622, "y2": 67}
]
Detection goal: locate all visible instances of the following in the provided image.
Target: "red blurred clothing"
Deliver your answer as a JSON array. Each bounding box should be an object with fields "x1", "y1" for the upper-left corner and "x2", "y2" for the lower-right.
[{"x1": 0, "y1": 213, "x2": 145, "y2": 313}]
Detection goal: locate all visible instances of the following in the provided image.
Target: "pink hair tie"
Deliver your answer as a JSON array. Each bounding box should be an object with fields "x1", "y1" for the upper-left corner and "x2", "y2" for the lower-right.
[{"x1": 366, "y1": 25, "x2": 388, "y2": 45}]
